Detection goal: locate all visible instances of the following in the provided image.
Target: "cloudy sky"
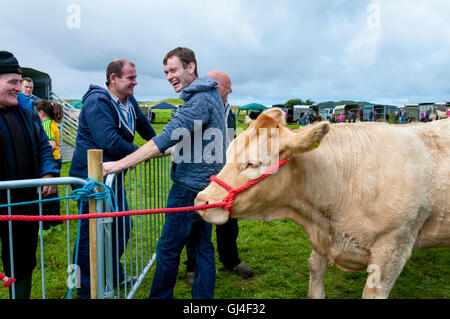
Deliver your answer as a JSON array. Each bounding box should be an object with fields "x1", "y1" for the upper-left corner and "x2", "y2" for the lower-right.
[{"x1": 2, "y1": 0, "x2": 450, "y2": 106}]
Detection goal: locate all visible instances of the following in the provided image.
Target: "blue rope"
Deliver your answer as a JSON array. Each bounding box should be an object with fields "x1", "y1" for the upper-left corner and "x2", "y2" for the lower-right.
[
  {"x1": 66, "y1": 204, "x2": 83, "y2": 299},
  {"x1": 0, "y1": 178, "x2": 118, "y2": 212},
  {"x1": 1, "y1": 178, "x2": 121, "y2": 299},
  {"x1": 64, "y1": 178, "x2": 119, "y2": 299}
]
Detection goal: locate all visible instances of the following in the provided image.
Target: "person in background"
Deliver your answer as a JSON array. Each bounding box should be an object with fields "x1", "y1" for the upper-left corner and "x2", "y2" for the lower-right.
[
  {"x1": 16, "y1": 77, "x2": 39, "y2": 111},
  {"x1": 183, "y1": 70, "x2": 253, "y2": 286},
  {"x1": 20, "y1": 77, "x2": 35, "y2": 98},
  {"x1": 425, "y1": 109, "x2": 430, "y2": 122},
  {"x1": 0, "y1": 51, "x2": 58, "y2": 299},
  {"x1": 69, "y1": 58, "x2": 157, "y2": 299},
  {"x1": 400, "y1": 109, "x2": 406, "y2": 124},
  {"x1": 34, "y1": 99, "x2": 64, "y2": 235}
]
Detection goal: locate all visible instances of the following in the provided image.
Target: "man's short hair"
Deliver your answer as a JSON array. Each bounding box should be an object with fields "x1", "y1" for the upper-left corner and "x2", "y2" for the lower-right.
[
  {"x1": 163, "y1": 47, "x2": 198, "y2": 77},
  {"x1": 21, "y1": 77, "x2": 33, "y2": 84},
  {"x1": 106, "y1": 59, "x2": 135, "y2": 86}
]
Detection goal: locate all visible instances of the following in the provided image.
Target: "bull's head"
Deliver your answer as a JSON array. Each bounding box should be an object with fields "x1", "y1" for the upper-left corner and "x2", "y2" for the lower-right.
[{"x1": 195, "y1": 108, "x2": 330, "y2": 225}]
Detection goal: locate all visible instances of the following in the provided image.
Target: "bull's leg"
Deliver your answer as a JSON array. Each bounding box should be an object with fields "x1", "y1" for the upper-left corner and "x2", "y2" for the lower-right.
[
  {"x1": 307, "y1": 250, "x2": 328, "y2": 299},
  {"x1": 362, "y1": 234, "x2": 416, "y2": 299}
]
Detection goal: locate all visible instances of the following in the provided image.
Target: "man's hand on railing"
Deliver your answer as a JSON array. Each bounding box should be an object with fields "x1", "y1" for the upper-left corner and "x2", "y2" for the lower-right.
[
  {"x1": 103, "y1": 139, "x2": 164, "y2": 176},
  {"x1": 39, "y1": 173, "x2": 57, "y2": 197},
  {"x1": 103, "y1": 161, "x2": 123, "y2": 176}
]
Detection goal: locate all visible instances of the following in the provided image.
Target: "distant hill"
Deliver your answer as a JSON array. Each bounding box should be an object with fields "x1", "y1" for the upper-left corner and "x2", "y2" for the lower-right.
[{"x1": 138, "y1": 98, "x2": 183, "y2": 106}]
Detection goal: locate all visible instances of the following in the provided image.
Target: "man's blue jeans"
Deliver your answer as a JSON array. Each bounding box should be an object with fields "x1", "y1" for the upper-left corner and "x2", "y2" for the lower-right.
[{"x1": 149, "y1": 183, "x2": 215, "y2": 299}]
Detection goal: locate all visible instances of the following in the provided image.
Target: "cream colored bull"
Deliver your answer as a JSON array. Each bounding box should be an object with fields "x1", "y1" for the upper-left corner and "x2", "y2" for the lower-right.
[{"x1": 195, "y1": 108, "x2": 450, "y2": 299}]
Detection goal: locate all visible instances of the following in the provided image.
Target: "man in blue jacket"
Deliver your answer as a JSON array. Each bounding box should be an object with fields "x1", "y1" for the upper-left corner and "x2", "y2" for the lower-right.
[
  {"x1": 103, "y1": 47, "x2": 227, "y2": 299},
  {"x1": 69, "y1": 58, "x2": 156, "y2": 299},
  {"x1": 0, "y1": 51, "x2": 58, "y2": 299}
]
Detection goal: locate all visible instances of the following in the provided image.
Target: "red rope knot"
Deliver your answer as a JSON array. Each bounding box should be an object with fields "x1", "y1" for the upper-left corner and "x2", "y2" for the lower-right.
[
  {"x1": 209, "y1": 159, "x2": 291, "y2": 218},
  {"x1": 0, "y1": 271, "x2": 16, "y2": 288},
  {"x1": 210, "y1": 175, "x2": 236, "y2": 217}
]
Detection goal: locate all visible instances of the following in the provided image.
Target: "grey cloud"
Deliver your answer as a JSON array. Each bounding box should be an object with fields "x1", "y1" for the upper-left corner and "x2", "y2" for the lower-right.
[{"x1": 1, "y1": 0, "x2": 450, "y2": 105}]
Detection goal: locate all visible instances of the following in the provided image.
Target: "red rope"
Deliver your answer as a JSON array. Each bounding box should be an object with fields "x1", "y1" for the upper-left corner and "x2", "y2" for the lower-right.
[
  {"x1": 0, "y1": 271, "x2": 15, "y2": 288},
  {"x1": 0, "y1": 158, "x2": 290, "y2": 288},
  {"x1": 0, "y1": 159, "x2": 290, "y2": 221}
]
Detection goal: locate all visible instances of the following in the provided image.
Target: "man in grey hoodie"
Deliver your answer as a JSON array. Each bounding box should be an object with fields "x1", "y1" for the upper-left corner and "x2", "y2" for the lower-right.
[{"x1": 103, "y1": 47, "x2": 226, "y2": 299}]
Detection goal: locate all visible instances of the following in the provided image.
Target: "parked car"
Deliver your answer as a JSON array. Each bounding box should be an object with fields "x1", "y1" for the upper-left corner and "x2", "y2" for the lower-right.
[{"x1": 320, "y1": 108, "x2": 333, "y2": 121}]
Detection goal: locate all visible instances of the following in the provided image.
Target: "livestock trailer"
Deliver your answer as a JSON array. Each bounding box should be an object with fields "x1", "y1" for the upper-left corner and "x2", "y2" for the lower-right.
[
  {"x1": 293, "y1": 105, "x2": 311, "y2": 123},
  {"x1": 334, "y1": 104, "x2": 360, "y2": 122},
  {"x1": 405, "y1": 104, "x2": 419, "y2": 122},
  {"x1": 418, "y1": 102, "x2": 435, "y2": 115},
  {"x1": 434, "y1": 102, "x2": 450, "y2": 111}
]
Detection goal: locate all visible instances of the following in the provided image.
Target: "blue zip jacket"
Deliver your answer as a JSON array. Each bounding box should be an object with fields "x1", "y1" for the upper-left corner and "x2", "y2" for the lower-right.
[
  {"x1": 69, "y1": 85, "x2": 156, "y2": 178},
  {"x1": 152, "y1": 76, "x2": 226, "y2": 192}
]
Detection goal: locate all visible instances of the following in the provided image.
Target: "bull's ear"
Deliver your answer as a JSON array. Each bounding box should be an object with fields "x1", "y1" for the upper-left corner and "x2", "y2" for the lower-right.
[
  {"x1": 244, "y1": 116, "x2": 254, "y2": 125},
  {"x1": 287, "y1": 122, "x2": 330, "y2": 155},
  {"x1": 262, "y1": 108, "x2": 286, "y2": 126}
]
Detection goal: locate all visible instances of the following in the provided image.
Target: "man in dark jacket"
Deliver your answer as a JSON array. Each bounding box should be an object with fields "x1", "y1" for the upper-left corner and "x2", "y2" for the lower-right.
[
  {"x1": 0, "y1": 51, "x2": 58, "y2": 299},
  {"x1": 69, "y1": 58, "x2": 156, "y2": 299},
  {"x1": 103, "y1": 47, "x2": 227, "y2": 299}
]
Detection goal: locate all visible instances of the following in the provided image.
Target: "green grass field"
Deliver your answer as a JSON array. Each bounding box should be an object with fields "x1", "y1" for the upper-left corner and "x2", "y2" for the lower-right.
[{"x1": 0, "y1": 111, "x2": 449, "y2": 299}]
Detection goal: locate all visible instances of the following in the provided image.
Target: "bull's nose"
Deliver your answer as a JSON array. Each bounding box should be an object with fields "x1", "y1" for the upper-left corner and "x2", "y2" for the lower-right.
[{"x1": 194, "y1": 194, "x2": 209, "y2": 207}]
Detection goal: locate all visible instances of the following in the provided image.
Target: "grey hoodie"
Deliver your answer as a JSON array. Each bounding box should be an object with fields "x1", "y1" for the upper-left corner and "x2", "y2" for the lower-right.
[{"x1": 152, "y1": 76, "x2": 226, "y2": 192}]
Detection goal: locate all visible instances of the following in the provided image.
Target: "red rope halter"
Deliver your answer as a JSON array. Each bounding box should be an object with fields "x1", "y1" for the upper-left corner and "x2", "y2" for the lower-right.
[
  {"x1": 0, "y1": 271, "x2": 15, "y2": 288},
  {"x1": 209, "y1": 158, "x2": 290, "y2": 217}
]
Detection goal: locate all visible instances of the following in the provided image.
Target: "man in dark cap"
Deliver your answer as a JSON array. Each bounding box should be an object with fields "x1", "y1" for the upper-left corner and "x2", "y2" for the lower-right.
[{"x1": 0, "y1": 51, "x2": 58, "y2": 299}]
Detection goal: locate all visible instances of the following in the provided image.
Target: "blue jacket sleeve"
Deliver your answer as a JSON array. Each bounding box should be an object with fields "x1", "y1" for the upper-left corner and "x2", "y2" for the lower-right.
[
  {"x1": 17, "y1": 92, "x2": 35, "y2": 111},
  {"x1": 83, "y1": 95, "x2": 139, "y2": 158},
  {"x1": 152, "y1": 93, "x2": 211, "y2": 153}
]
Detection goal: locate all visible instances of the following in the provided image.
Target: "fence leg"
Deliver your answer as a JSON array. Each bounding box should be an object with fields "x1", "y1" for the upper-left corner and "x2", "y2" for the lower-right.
[{"x1": 88, "y1": 149, "x2": 103, "y2": 299}]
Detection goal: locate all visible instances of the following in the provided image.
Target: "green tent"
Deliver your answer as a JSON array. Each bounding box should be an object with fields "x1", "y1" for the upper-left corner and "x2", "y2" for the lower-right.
[
  {"x1": 70, "y1": 100, "x2": 83, "y2": 108},
  {"x1": 237, "y1": 103, "x2": 269, "y2": 120}
]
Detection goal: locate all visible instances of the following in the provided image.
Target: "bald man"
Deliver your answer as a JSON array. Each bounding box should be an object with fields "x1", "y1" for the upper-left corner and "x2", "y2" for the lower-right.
[{"x1": 184, "y1": 71, "x2": 253, "y2": 282}]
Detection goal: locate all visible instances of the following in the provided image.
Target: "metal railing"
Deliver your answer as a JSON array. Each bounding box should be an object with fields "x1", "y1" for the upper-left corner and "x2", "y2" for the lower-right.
[
  {"x1": 104, "y1": 156, "x2": 172, "y2": 299},
  {"x1": 0, "y1": 156, "x2": 172, "y2": 299},
  {"x1": 51, "y1": 91, "x2": 80, "y2": 147},
  {"x1": 0, "y1": 176, "x2": 99, "y2": 299}
]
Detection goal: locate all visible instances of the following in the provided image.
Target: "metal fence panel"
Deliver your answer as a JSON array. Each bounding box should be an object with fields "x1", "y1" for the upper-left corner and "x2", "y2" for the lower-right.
[{"x1": 0, "y1": 156, "x2": 172, "y2": 299}]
